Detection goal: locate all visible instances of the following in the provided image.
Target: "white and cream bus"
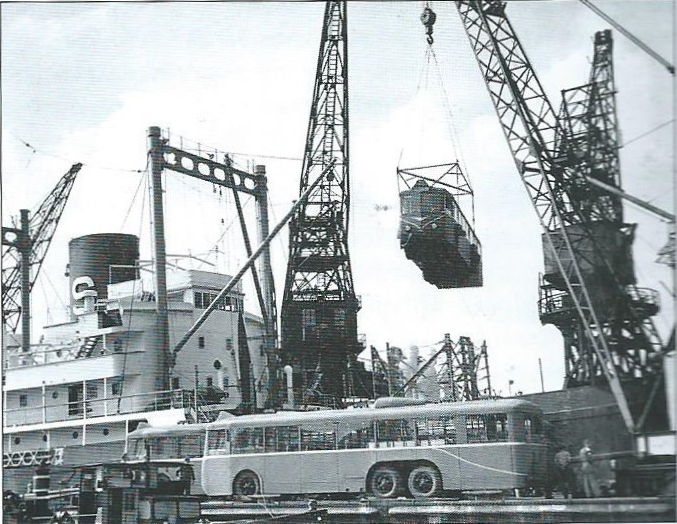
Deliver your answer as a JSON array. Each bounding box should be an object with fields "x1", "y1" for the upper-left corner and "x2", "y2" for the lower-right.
[{"x1": 201, "y1": 398, "x2": 547, "y2": 498}]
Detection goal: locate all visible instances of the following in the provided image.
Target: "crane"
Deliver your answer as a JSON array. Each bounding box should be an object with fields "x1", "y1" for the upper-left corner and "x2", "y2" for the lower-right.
[
  {"x1": 280, "y1": 0, "x2": 364, "y2": 407},
  {"x1": 2, "y1": 163, "x2": 82, "y2": 352},
  {"x1": 454, "y1": 1, "x2": 666, "y2": 435}
]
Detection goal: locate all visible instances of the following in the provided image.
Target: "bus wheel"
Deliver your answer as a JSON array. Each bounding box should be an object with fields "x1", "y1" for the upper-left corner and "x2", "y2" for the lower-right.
[
  {"x1": 233, "y1": 470, "x2": 261, "y2": 496},
  {"x1": 369, "y1": 466, "x2": 402, "y2": 498},
  {"x1": 408, "y1": 465, "x2": 442, "y2": 498}
]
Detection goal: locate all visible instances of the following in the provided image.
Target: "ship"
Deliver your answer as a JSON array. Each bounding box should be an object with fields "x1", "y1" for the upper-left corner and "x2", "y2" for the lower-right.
[{"x1": 2, "y1": 231, "x2": 268, "y2": 493}]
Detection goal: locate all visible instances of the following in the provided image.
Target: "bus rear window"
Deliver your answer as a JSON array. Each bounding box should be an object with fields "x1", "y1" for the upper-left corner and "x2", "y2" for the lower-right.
[{"x1": 523, "y1": 414, "x2": 542, "y2": 442}]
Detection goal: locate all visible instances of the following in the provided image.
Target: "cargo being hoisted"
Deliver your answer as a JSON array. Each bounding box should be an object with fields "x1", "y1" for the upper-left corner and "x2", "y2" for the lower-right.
[
  {"x1": 398, "y1": 163, "x2": 482, "y2": 289},
  {"x1": 396, "y1": 5, "x2": 482, "y2": 289}
]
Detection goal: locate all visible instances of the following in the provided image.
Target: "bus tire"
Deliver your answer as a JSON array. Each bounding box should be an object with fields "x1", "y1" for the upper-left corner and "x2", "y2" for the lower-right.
[
  {"x1": 369, "y1": 465, "x2": 403, "y2": 498},
  {"x1": 408, "y1": 464, "x2": 442, "y2": 498},
  {"x1": 233, "y1": 470, "x2": 261, "y2": 496}
]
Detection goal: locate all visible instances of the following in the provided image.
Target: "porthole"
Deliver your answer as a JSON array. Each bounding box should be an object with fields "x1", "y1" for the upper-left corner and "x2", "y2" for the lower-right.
[
  {"x1": 213, "y1": 359, "x2": 222, "y2": 370},
  {"x1": 14, "y1": 437, "x2": 20, "y2": 445},
  {"x1": 42, "y1": 434, "x2": 48, "y2": 442},
  {"x1": 52, "y1": 391, "x2": 59, "y2": 399},
  {"x1": 103, "y1": 428, "x2": 109, "y2": 436},
  {"x1": 72, "y1": 431, "x2": 79, "y2": 439}
]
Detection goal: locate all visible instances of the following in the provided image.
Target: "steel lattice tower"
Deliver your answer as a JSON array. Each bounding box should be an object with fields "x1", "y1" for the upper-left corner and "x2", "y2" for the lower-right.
[
  {"x1": 456, "y1": 2, "x2": 664, "y2": 432},
  {"x1": 540, "y1": 30, "x2": 663, "y2": 402},
  {"x1": 280, "y1": 1, "x2": 361, "y2": 406}
]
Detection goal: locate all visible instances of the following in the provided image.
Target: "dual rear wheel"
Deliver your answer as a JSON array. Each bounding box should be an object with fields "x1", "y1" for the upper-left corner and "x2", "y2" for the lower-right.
[{"x1": 369, "y1": 464, "x2": 442, "y2": 499}]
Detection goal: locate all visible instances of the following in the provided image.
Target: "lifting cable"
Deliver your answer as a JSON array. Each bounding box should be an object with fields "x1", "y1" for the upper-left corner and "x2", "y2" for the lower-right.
[
  {"x1": 398, "y1": 2, "x2": 476, "y2": 224},
  {"x1": 579, "y1": 0, "x2": 674, "y2": 75}
]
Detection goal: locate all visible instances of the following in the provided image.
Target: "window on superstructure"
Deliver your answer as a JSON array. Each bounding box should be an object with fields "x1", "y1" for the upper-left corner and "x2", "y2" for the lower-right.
[
  {"x1": 198, "y1": 336, "x2": 205, "y2": 349},
  {"x1": 172, "y1": 377, "x2": 180, "y2": 390},
  {"x1": 19, "y1": 394, "x2": 28, "y2": 407},
  {"x1": 68, "y1": 384, "x2": 84, "y2": 416},
  {"x1": 123, "y1": 492, "x2": 135, "y2": 511},
  {"x1": 112, "y1": 380, "x2": 122, "y2": 396},
  {"x1": 206, "y1": 377, "x2": 213, "y2": 387},
  {"x1": 86, "y1": 383, "x2": 98, "y2": 399}
]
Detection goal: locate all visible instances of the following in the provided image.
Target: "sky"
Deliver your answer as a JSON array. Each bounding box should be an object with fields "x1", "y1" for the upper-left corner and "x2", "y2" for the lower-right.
[{"x1": 2, "y1": 0, "x2": 674, "y2": 397}]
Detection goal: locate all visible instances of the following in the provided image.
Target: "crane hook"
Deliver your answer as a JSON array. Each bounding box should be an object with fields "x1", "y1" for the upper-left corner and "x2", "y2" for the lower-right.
[{"x1": 421, "y1": 6, "x2": 436, "y2": 45}]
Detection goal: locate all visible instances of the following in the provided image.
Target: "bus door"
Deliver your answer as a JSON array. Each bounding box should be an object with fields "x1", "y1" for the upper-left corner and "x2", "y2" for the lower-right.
[
  {"x1": 299, "y1": 421, "x2": 340, "y2": 493},
  {"x1": 263, "y1": 426, "x2": 301, "y2": 494}
]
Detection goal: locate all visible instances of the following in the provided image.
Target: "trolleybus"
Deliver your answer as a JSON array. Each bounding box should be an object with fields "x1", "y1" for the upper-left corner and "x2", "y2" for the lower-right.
[
  {"x1": 126, "y1": 422, "x2": 210, "y2": 495},
  {"x1": 201, "y1": 398, "x2": 547, "y2": 498}
]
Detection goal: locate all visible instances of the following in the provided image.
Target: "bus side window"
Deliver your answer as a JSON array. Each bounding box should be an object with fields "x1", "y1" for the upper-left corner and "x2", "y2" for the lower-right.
[
  {"x1": 207, "y1": 429, "x2": 228, "y2": 455},
  {"x1": 301, "y1": 422, "x2": 337, "y2": 451},
  {"x1": 338, "y1": 419, "x2": 374, "y2": 449},
  {"x1": 416, "y1": 416, "x2": 457, "y2": 445},
  {"x1": 377, "y1": 419, "x2": 415, "y2": 446},
  {"x1": 466, "y1": 415, "x2": 487, "y2": 443},
  {"x1": 274, "y1": 426, "x2": 299, "y2": 452},
  {"x1": 265, "y1": 427, "x2": 277, "y2": 452},
  {"x1": 179, "y1": 434, "x2": 203, "y2": 458}
]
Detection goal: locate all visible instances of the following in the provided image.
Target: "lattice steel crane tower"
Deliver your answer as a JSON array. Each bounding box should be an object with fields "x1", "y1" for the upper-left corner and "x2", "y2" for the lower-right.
[
  {"x1": 455, "y1": 1, "x2": 665, "y2": 433},
  {"x1": 280, "y1": 0, "x2": 361, "y2": 406},
  {"x1": 2, "y1": 163, "x2": 82, "y2": 352},
  {"x1": 542, "y1": 30, "x2": 663, "y2": 400}
]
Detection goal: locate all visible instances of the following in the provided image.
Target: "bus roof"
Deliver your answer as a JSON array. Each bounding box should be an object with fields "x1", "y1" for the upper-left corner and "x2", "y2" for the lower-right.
[
  {"x1": 127, "y1": 421, "x2": 209, "y2": 438},
  {"x1": 205, "y1": 398, "x2": 541, "y2": 430}
]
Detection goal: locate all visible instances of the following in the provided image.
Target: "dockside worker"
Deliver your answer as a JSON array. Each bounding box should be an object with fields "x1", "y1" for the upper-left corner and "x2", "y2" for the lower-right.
[
  {"x1": 553, "y1": 445, "x2": 574, "y2": 499},
  {"x1": 578, "y1": 439, "x2": 601, "y2": 497},
  {"x1": 178, "y1": 457, "x2": 196, "y2": 495}
]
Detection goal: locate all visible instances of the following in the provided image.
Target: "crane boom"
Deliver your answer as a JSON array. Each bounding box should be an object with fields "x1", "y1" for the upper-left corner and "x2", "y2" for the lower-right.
[
  {"x1": 2, "y1": 163, "x2": 82, "y2": 339},
  {"x1": 454, "y1": 1, "x2": 643, "y2": 432}
]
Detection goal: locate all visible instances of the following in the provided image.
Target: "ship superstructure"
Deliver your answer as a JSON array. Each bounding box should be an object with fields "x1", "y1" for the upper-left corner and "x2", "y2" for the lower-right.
[{"x1": 2, "y1": 233, "x2": 265, "y2": 492}]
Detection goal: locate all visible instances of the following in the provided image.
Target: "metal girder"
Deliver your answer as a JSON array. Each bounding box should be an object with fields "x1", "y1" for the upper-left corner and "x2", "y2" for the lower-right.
[
  {"x1": 162, "y1": 145, "x2": 264, "y2": 196},
  {"x1": 455, "y1": 1, "x2": 639, "y2": 432}
]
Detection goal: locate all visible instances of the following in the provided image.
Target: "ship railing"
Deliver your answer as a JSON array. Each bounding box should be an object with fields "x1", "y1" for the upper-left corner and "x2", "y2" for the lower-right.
[{"x1": 3, "y1": 388, "x2": 195, "y2": 428}]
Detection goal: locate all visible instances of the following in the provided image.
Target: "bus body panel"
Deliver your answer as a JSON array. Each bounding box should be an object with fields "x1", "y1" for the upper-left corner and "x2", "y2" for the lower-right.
[
  {"x1": 264, "y1": 452, "x2": 302, "y2": 493},
  {"x1": 300, "y1": 450, "x2": 340, "y2": 493}
]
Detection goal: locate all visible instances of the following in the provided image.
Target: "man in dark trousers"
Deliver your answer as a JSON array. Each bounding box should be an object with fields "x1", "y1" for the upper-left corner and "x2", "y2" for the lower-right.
[
  {"x1": 553, "y1": 445, "x2": 575, "y2": 499},
  {"x1": 177, "y1": 457, "x2": 195, "y2": 495}
]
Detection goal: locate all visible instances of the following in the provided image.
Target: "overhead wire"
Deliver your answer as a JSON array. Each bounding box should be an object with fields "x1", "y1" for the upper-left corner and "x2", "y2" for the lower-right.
[
  {"x1": 8, "y1": 132, "x2": 147, "y2": 174},
  {"x1": 621, "y1": 119, "x2": 674, "y2": 148},
  {"x1": 579, "y1": 0, "x2": 675, "y2": 75}
]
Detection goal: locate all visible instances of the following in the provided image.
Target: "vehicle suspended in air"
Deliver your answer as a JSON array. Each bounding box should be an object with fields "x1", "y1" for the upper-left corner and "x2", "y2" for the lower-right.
[{"x1": 397, "y1": 5, "x2": 482, "y2": 289}]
